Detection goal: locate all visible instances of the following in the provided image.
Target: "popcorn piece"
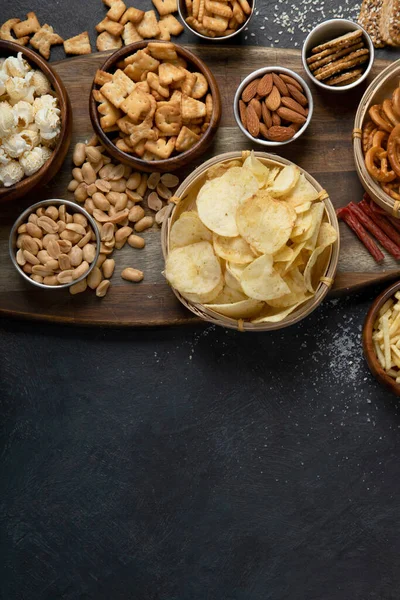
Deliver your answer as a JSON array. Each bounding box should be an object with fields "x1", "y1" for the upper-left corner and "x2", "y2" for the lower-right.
[
  {"x1": 64, "y1": 32, "x2": 91, "y2": 56},
  {"x1": 0, "y1": 148, "x2": 11, "y2": 165},
  {"x1": 35, "y1": 106, "x2": 61, "y2": 141},
  {"x1": 31, "y1": 71, "x2": 52, "y2": 96},
  {"x1": 13, "y1": 100, "x2": 34, "y2": 128},
  {"x1": 33, "y1": 94, "x2": 58, "y2": 114},
  {"x1": 30, "y1": 24, "x2": 63, "y2": 60},
  {"x1": 13, "y1": 12, "x2": 41, "y2": 38},
  {"x1": 6, "y1": 77, "x2": 35, "y2": 104},
  {"x1": 20, "y1": 128, "x2": 41, "y2": 149},
  {"x1": 0, "y1": 159, "x2": 24, "y2": 186},
  {"x1": 0, "y1": 101, "x2": 17, "y2": 138},
  {"x1": 3, "y1": 53, "x2": 31, "y2": 78},
  {"x1": 20, "y1": 146, "x2": 51, "y2": 177},
  {"x1": 2, "y1": 133, "x2": 30, "y2": 158}
]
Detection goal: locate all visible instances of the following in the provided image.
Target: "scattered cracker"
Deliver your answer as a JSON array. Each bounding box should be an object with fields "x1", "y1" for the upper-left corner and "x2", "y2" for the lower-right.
[
  {"x1": 96, "y1": 30, "x2": 123, "y2": 51},
  {"x1": 136, "y1": 11, "x2": 161, "y2": 38},
  {"x1": 30, "y1": 24, "x2": 63, "y2": 60},
  {"x1": 152, "y1": 0, "x2": 178, "y2": 16},
  {"x1": 159, "y1": 14, "x2": 184, "y2": 35},
  {"x1": 122, "y1": 22, "x2": 143, "y2": 44},
  {"x1": 96, "y1": 17, "x2": 124, "y2": 37},
  {"x1": 107, "y1": 0, "x2": 127, "y2": 21},
  {"x1": 120, "y1": 7, "x2": 145, "y2": 24},
  {"x1": 13, "y1": 11, "x2": 41, "y2": 38},
  {"x1": 64, "y1": 31, "x2": 91, "y2": 55},
  {"x1": 0, "y1": 19, "x2": 28, "y2": 45}
]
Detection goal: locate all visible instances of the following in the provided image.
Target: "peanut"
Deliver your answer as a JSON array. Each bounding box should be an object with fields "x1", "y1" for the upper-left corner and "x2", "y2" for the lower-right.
[
  {"x1": 134, "y1": 216, "x2": 153, "y2": 232},
  {"x1": 109, "y1": 179, "x2": 127, "y2": 193},
  {"x1": 23, "y1": 250, "x2": 40, "y2": 265},
  {"x1": 17, "y1": 224, "x2": 27, "y2": 234},
  {"x1": 85, "y1": 146, "x2": 102, "y2": 163},
  {"x1": 86, "y1": 183, "x2": 98, "y2": 196},
  {"x1": 58, "y1": 239, "x2": 72, "y2": 253},
  {"x1": 31, "y1": 275, "x2": 44, "y2": 284},
  {"x1": 42, "y1": 233, "x2": 58, "y2": 249},
  {"x1": 16, "y1": 248, "x2": 26, "y2": 265},
  {"x1": 77, "y1": 230, "x2": 92, "y2": 248},
  {"x1": 73, "y1": 213, "x2": 88, "y2": 228},
  {"x1": 23, "y1": 263, "x2": 33, "y2": 274},
  {"x1": 74, "y1": 182, "x2": 88, "y2": 203},
  {"x1": 43, "y1": 275, "x2": 58, "y2": 286},
  {"x1": 45, "y1": 259, "x2": 59, "y2": 271},
  {"x1": 96, "y1": 253, "x2": 107, "y2": 268},
  {"x1": 72, "y1": 167, "x2": 83, "y2": 182},
  {"x1": 127, "y1": 234, "x2": 145, "y2": 249},
  {"x1": 21, "y1": 236, "x2": 39, "y2": 255},
  {"x1": 45, "y1": 206, "x2": 59, "y2": 221},
  {"x1": 68, "y1": 179, "x2": 79, "y2": 192},
  {"x1": 72, "y1": 261, "x2": 89, "y2": 280},
  {"x1": 58, "y1": 205, "x2": 67, "y2": 222},
  {"x1": 37, "y1": 216, "x2": 59, "y2": 234},
  {"x1": 87, "y1": 266, "x2": 102, "y2": 289},
  {"x1": 126, "y1": 172, "x2": 141, "y2": 190},
  {"x1": 128, "y1": 205, "x2": 145, "y2": 223},
  {"x1": 69, "y1": 279, "x2": 87, "y2": 295},
  {"x1": 95, "y1": 179, "x2": 111, "y2": 193},
  {"x1": 26, "y1": 222, "x2": 43, "y2": 239},
  {"x1": 32, "y1": 264, "x2": 54, "y2": 277},
  {"x1": 58, "y1": 254, "x2": 71, "y2": 270},
  {"x1": 96, "y1": 280, "x2": 110, "y2": 297},
  {"x1": 73, "y1": 143, "x2": 86, "y2": 166},
  {"x1": 121, "y1": 268, "x2": 144, "y2": 283},
  {"x1": 82, "y1": 162, "x2": 97, "y2": 185},
  {"x1": 69, "y1": 245, "x2": 83, "y2": 267},
  {"x1": 102, "y1": 259, "x2": 115, "y2": 279},
  {"x1": 28, "y1": 214, "x2": 38, "y2": 224},
  {"x1": 82, "y1": 243, "x2": 97, "y2": 263},
  {"x1": 136, "y1": 174, "x2": 148, "y2": 197},
  {"x1": 147, "y1": 172, "x2": 160, "y2": 190}
]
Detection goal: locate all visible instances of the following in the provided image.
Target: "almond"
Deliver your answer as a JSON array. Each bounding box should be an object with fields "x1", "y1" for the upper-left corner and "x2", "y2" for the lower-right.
[
  {"x1": 241, "y1": 78, "x2": 260, "y2": 103},
  {"x1": 265, "y1": 125, "x2": 296, "y2": 142},
  {"x1": 261, "y1": 103, "x2": 272, "y2": 128},
  {"x1": 265, "y1": 85, "x2": 281, "y2": 111},
  {"x1": 276, "y1": 107, "x2": 307, "y2": 124},
  {"x1": 259, "y1": 123, "x2": 269, "y2": 138},
  {"x1": 249, "y1": 98, "x2": 262, "y2": 119},
  {"x1": 239, "y1": 99, "x2": 247, "y2": 128},
  {"x1": 287, "y1": 84, "x2": 308, "y2": 106},
  {"x1": 271, "y1": 111, "x2": 281, "y2": 126},
  {"x1": 257, "y1": 73, "x2": 273, "y2": 97},
  {"x1": 246, "y1": 104, "x2": 260, "y2": 138},
  {"x1": 281, "y1": 96, "x2": 308, "y2": 117},
  {"x1": 272, "y1": 73, "x2": 289, "y2": 96},
  {"x1": 279, "y1": 73, "x2": 303, "y2": 92}
]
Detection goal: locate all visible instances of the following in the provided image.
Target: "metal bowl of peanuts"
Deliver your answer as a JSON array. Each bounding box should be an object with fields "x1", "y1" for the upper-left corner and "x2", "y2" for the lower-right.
[
  {"x1": 9, "y1": 199, "x2": 101, "y2": 292},
  {"x1": 178, "y1": 0, "x2": 255, "y2": 41},
  {"x1": 233, "y1": 66, "x2": 314, "y2": 147}
]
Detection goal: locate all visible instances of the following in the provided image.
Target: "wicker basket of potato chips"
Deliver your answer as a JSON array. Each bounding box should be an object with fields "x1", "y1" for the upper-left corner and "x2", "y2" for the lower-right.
[{"x1": 161, "y1": 151, "x2": 340, "y2": 331}]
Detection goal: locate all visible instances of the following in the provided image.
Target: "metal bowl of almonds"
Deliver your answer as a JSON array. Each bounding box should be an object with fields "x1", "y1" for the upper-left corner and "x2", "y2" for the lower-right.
[
  {"x1": 9, "y1": 198, "x2": 101, "y2": 291},
  {"x1": 233, "y1": 66, "x2": 313, "y2": 147}
]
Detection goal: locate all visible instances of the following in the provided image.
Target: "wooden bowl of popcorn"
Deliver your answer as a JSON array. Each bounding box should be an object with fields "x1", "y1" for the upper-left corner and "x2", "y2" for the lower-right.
[
  {"x1": 89, "y1": 40, "x2": 222, "y2": 173},
  {"x1": 0, "y1": 40, "x2": 72, "y2": 203}
]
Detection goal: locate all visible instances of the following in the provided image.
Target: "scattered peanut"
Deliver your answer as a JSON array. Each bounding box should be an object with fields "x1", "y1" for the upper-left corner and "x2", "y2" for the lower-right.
[
  {"x1": 134, "y1": 216, "x2": 154, "y2": 233},
  {"x1": 96, "y1": 280, "x2": 110, "y2": 298},
  {"x1": 69, "y1": 279, "x2": 87, "y2": 295},
  {"x1": 121, "y1": 268, "x2": 144, "y2": 283},
  {"x1": 102, "y1": 259, "x2": 115, "y2": 279},
  {"x1": 87, "y1": 266, "x2": 103, "y2": 289},
  {"x1": 127, "y1": 234, "x2": 145, "y2": 249}
]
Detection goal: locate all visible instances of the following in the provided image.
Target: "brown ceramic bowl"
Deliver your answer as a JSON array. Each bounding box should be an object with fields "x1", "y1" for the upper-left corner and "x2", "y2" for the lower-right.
[
  {"x1": 89, "y1": 40, "x2": 222, "y2": 173},
  {"x1": 0, "y1": 40, "x2": 72, "y2": 204},
  {"x1": 363, "y1": 280, "x2": 400, "y2": 395}
]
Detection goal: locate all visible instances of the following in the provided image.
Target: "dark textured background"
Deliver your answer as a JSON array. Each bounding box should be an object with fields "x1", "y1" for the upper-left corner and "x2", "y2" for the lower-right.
[{"x1": 2, "y1": 1, "x2": 400, "y2": 599}]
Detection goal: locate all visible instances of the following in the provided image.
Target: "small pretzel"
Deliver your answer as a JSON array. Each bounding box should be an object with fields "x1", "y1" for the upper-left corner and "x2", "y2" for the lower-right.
[
  {"x1": 382, "y1": 99, "x2": 400, "y2": 127},
  {"x1": 392, "y1": 87, "x2": 400, "y2": 120},
  {"x1": 365, "y1": 146, "x2": 397, "y2": 182},
  {"x1": 369, "y1": 104, "x2": 393, "y2": 133},
  {"x1": 387, "y1": 123, "x2": 400, "y2": 177},
  {"x1": 372, "y1": 129, "x2": 388, "y2": 149},
  {"x1": 382, "y1": 182, "x2": 400, "y2": 201},
  {"x1": 362, "y1": 120, "x2": 376, "y2": 154}
]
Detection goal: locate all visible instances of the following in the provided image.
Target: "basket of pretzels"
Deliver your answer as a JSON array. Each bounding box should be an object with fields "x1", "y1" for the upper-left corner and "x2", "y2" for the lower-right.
[{"x1": 354, "y1": 58, "x2": 400, "y2": 218}]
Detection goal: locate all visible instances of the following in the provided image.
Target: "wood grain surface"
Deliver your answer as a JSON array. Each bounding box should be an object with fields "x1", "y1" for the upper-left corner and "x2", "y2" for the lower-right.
[{"x1": 0, "y1": 46, "x2": 398, "y2": 327}]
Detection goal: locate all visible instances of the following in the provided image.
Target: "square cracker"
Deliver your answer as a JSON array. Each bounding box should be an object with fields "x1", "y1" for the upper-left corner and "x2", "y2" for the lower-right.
[
  {"x1": 147, "y1": 41, "x2": 177, "y2": 60},
  {"x1": 122, "y1": 22, "x2": 143, "y2": 44},
  {"x1": 120, "y1": 6, "x2": 145, "y2": 24},
  {"x1": 100, "y1": 80, "x2": 129, "y2": 108},
  {"x1": 136, "y1": 11, "x2": 161, "y2": 38},
  {"x1": 152, "y1": 0, "x2": 178, "y2": 16},
  {"x1": 159, "y1": 14, "x2": 184, "y2": 35},
  {"x1": 96, "y1": 31, "x2": 123, "y2": 51},
  {"x1": 176, "y1": 126, "x2": 200, "y2": 151},
  {"x1": 113, "y1": 69, "x2": 136, "y2": 95},
  {"x1": 64, "y1": 31, "x2": 91, "y2": 55},
  {"x1": 30, "y1": 24, "x2": 63, "y2": 60},
  {"x1": 13, "y1": 11, "x2": 41, "y2": 38}
]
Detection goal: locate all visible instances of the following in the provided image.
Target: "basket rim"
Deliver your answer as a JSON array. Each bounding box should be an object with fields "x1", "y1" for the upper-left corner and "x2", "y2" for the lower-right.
[{"x1": 161, "y1": 151, "x2": 340, "y2": 332}]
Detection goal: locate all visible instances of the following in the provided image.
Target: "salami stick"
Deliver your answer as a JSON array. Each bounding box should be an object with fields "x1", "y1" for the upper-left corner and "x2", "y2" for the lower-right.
[
  {"x1": 348, "y1": 202, "x2": 400, "y2": 260},
  {"x1": 359, "y1": 200, "x2": 400, "y2": 247},
  {"x1": 336, "y1": 206, "x2": 384, "y2": 262}
]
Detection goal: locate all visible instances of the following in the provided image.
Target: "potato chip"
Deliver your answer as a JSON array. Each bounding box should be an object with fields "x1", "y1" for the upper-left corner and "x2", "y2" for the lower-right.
[
  {"x1": 282, "y1": 241, "x2": 305, "y2": 274},
  {"x1": 182, "y1": 278, "x2": 223, "y2": 304},
  {"x1": 290, "y1": 209, "x2": 314, "y2": 240},
  {"x1": 294, "y1": 201, "x2": 312, "y2": 214},
  {"x1": 303, "y1": 222, "x2": 337, "y2": 293},
  {"x1": 236, "y1": 189, "x2": 296, "y2": 254},
  {"x1": 273, "y1": 245, "x2": 293, "y2": 262},
  {"x1": 251, "y1": 298, "x2": 311, "y2": 323},
  {"x1": 169, "y1": 211, "x2": 212, "y2": 249},
  {"x1": 266, "y1": 167, "x2": 280, "y2": 186},
  {"x1": 242, "y1": 152, "x2": 270, "y2": 188},
  {"x1": 212, "y1": 285, "x2": 248, "y2": 304},
  {"x1": 284, "y1": 173, "x2": 320, "y2": 207},
  {"x1": 213, "y1": 233, "x2": 255, "y2": 264},
  {"x1": 304, "y1": 202, "x2": 325, "y2": 250},
  {"x1": 197, "y1": 167, "x2": 258, "y2": 237},
  {"x1": 165, "y1": 241, "x2": 222, "y2": 297},
  {"x1": 268, "y1": 165, "x2": 299, "y2": 198},
  {"x1": 224, "y1": 267, "x2": 244, "y2": 292},
  {"x1": 205, "y1": 299, "x2": 264, "y2": 319},
  {"x1": 267, "y1": 267, "x2": 309, "y2": 308},
  {"x1": 240, "y1": 254, "x2": 290, "y2": 301}
]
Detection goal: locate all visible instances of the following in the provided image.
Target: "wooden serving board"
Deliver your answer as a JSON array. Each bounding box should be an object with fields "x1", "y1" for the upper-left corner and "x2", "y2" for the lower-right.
[{"x1": 0, "y1": 46, "x2": 399, "y2": 327}]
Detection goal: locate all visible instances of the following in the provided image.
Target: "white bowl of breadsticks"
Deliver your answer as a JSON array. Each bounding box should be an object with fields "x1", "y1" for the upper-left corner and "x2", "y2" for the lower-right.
[
  {"x1": 302, "y1": 19, "x2": 374, "y2": 92},
  {"x1": 177, "y1": 0, "x2": 255, "y2": 40}
]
